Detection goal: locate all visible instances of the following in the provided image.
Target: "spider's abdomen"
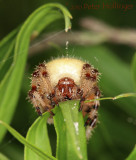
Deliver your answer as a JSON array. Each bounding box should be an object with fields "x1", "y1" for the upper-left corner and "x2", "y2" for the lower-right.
[{"x1": 46, "y1": 58, "x2": 84, "y2": 87}]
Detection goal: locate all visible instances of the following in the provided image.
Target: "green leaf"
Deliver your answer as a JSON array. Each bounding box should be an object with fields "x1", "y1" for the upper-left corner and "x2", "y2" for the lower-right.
[
  {"x1": 131, "y1": 53, "x2": 136, "y2": 91},
  {"x1": 24, "y1": 112, "x2": 52, "y2": 160},
  {"x1": 0, "y1": 142, "x2": 23, "y2": 160},
  {"x1": 0, "y1": 3, "x2": 72, "y2": 142},
  {"x1": 53, "y1": 100, "x2": 87, "y2": 160},
  {"x1": 0, "y1": 120, "x2": 56, "y2": 160},
  {"x1": 0, "y1": 27, "x2": 19, "y2": 61},
  {"x1": 0, "y1": 27, "x2": 19, "y2": 81},
  {"x1": 0, "y1": 153, "x2": 9, "y2": 160},
  {"x1": 126, "y1": 146, "x2": 136, "y2": 160}
]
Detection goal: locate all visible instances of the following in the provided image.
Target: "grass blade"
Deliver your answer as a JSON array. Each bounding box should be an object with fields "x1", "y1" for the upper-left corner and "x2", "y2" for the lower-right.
[
  {"x1": 0, "y1": 27, "x2": 19, "y2": 61},
  {"x1": 85, "y1": 93, "x2": 136, "y2": 102},
  {"x1": 53, "y1": 100, "x2": 87, "y2": 160},
  {"x1": 0, "y1": 153, "x2": 9, "y2": 160},
  {"x1": 0, "y1": 121, "x2": 56, "y2": 160},
  {"x1": 0, "y1": 3, "x2": 72, "y2": 142},
  {"x1": 24, "y1": 112, "x2": 52, "y2": 160},
  {"x1": 126, "y1": 146, "x2": 136, "y2": 160}
]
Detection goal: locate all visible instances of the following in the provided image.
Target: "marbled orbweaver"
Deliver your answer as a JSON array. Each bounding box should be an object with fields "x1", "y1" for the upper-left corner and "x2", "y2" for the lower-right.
[{"x1": 28, "y1": 57, "x2": 101, "y2": 136}]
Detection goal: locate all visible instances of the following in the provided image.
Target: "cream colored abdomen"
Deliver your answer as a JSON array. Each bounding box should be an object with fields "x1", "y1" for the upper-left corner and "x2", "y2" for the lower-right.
[{"x1": 46, "y1": 58, "x2": 84, "y2": 87}]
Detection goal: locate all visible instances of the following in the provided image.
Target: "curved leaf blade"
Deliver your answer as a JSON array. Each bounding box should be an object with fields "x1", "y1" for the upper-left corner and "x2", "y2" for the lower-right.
[
  {"x1": 53, "y1": 100, "x2": 87, "y2": 160},
  {"x1": 0, "y1": 153, "x2": 9, "y2": 160},
  {"x1": 126, "y1": 146, "x2": 136, "y2": 160},
  {"x1": 0, "y1": 120, "x2": 56, "y2": 160},
  {"x1": 0, "y1": 27, "x2": 19, "y2": 61},
  {"x1": 0, "y1": 3, "x2": 72, "y2": 142},
  {"x1": 25, "y1": 112, "x2": 52, "y2": 160}
]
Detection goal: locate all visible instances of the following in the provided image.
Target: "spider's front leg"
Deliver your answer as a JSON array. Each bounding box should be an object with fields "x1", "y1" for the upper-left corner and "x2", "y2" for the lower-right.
[
  {"x1": 79, "y1": 63, "x2": 100, "y2": 127},
  {"x1": 28, "y1": 87, "x2": 53, "y2": 116},
  {"x1": 84, "y1": 86, "x2": 100, "y2": 127},
  {"x1": 85, "y1": 87, "x2": 101, "y2": 139},
  {"x1": 28, "y1": 63, "x2": 55, "y2": 116},
  {"x1": 35, "y1": 107, "x2": 42, "y2": 116},
  {"x1": 47, "y1": 90, "x2": 59, "y2": 107},
  {"x1": 84, "y1": 97, "x2": 100, "y2": 127},
  {"x1": 79, "y1": 95, "x2": 85, "y2": 112}
]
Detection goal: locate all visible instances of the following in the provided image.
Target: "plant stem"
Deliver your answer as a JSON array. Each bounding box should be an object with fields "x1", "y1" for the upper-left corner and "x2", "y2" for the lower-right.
[{"x1": 85, "y1": 93, "x2": 136, "y2": 103}]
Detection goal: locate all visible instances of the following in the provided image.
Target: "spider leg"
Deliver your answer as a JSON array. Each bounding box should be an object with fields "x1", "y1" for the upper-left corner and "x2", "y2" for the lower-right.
[
  {"x1": 49, "y1": 110, "x2": 55, "y2": 116},
  {"x1": 79, "y1": 96, "x2": 85, "y2": 111},
  {"x1": 28, "y1": 63, "x2": 55, "y2": 116},
  {"x1": 28, "y1": 87, "x2": 43, "y2": 116},
  {"x1": 51, "y1": 95, "x2": 59, "y2": 107},
  {"x1": 36, "y1": 107, "x2": 42, "y2": 116},
  {"x1": 85, "y1": 88, "x2": 100, "y2": 125},
  {"x1": 79, "y1": 63, "x2": 99, "y2": 112},
  {"x1": 84, "y1": 116, "x2": 97, "y2": 127},
  {"x1": 47, "y1": 91, "x2": 59, "y2": 107},
  {"x1": 79, "y1": 63, "x2": 100, "y2": 139},
  {"x1": 84, "y1": 100, "x2": 99, "y2": 126},
  {"x1": 85, "y1": 93, "x2": 100, "y2": 140},
  {"x1": 31, "y1": 91, "x2": 50, "y2": 115}
]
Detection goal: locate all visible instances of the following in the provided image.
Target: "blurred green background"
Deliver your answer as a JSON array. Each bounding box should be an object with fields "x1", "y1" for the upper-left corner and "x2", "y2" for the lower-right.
[{"x1": 0, "y1": 0, "x2": 136, "y2": 160}]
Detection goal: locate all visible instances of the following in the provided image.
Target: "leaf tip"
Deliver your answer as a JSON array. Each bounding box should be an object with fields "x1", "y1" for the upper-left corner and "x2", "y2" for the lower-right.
[
  {"x1": 65, "y1": 26, "x2": 71, "y2": 32},
  {"x1": 70, "y1": 15, "x2": 73, "y2": 19}
]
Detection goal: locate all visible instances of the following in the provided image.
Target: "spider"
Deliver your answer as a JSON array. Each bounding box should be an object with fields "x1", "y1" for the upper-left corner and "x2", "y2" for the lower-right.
[{"x1": 28, "y1": 57, "x2": 101, "y2": 136}]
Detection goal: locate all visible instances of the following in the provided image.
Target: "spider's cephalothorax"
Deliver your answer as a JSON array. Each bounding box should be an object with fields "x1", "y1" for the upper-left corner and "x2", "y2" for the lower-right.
[{"x1": 28, "y1": 58, "x2": 101, "y2": 137}]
